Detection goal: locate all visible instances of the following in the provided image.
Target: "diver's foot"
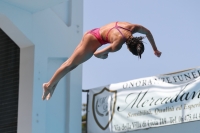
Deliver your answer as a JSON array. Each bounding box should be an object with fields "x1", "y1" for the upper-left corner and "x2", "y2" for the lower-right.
[
  {"x1": 46, "y1": 83, "x2": 57, "y2": 100},
  {"x1": 42, "y1": 83, "x2": 51, "y2": 100}
]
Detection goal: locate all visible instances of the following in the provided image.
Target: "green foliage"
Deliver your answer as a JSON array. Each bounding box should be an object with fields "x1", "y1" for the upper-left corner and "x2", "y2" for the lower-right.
[{"x1": 82, "y1": 113, "x2": 86, "y2": 121}]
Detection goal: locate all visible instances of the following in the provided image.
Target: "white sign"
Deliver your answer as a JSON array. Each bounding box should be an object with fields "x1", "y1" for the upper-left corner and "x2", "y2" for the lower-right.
[{"x1": 87, "y1": 67, "x2": 200, "y2": 133}]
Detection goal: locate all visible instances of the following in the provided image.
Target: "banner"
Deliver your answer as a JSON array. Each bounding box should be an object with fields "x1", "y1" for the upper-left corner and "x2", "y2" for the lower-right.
[{"x1": 87, "y1": 67, "x2": 200, "y2": 133}]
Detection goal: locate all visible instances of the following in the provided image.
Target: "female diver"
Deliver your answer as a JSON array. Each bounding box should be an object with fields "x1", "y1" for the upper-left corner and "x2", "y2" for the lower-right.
[{"x1": 42, "y1": 21, "x2": 162, "y2": 100}]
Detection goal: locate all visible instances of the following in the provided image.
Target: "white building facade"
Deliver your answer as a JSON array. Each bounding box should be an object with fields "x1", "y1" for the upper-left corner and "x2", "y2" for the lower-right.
[{"x1": 0, "y1": 0, "x2": 83, "y2": 133}]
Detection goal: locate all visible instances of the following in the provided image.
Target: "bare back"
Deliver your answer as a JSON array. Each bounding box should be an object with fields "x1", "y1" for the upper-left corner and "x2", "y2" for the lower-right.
[{"x1": 100, "y1": 22, "x2": 134, "y2": 43}]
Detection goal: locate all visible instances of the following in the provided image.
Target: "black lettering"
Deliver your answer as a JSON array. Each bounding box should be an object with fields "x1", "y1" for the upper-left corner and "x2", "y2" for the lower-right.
[
  {"x1": 174, "y1": 86, "x2": 187, "y2": 102},
  {"x1": 123, "y1": 83, "x2": 128, "y2": 89},
  {"x1": 186, "y1": 91, "x2": 199, "y2": 100},
  {"x1": 198, "y1": 70, "x2": 200, "y2": 76},
  {"x1": 180, "y1": 93, "x2": 187, "y2": 101},
  {"x1": 114, "y1": 125, "x2": 121, "y2": 131},
  {"x1": 117, "y1": 91, "x2": 143, "y2": 112},
  {"x1": 137, "y1": 91, "x2": 148, "y2": 108},
  {"x1": 166, "y1": 77, "x2": 172, "y2": 83},
  {"x1": 185, "y1": 92, "x2": 192, "y2": 100},
  {"x1": 142, "y1": 80, "x2": 147, "y2": 86},
  {"x1": 184, "y1": 73, "x2": 191, "y2": 80},
  {"x1": 173, "y1": 76, "x2": 178, "y2": 82},
  {"x1": 131, "y1": 92, "x2": 142, "y2": 108},
  {"x1": 175, "y1": 83, "x2": 200, "y2": 102},
  {"x1": 191, "y1": 71, "x2": 198, "y2": 78},
  {"x1": 149, "y1": 97, "x2": 155, "y2": 106},
  {"x1": 161, "y1": 97, "x2": 171, "y2": 104},
  {"x1": 177, "y1": 75, "x2": 184, "y2": 81},
  {"x1": 148, "y1": 80, "x2": 153, "y2": 85},
  {"x1": 142, "y1": 100, "x2": 149, "y2": 107},
  {"x1": 170, "y1": 93, "x2": 180, "y2": 103},
  {"x1": 198, "y1": 91, "x2": 200, "y2": 98},
  {"x1": 130, "y1": 82, "x2": 134, "y2": 87},
  {"x1": 155, "y1": 98, "x2": 162, "y2": 105},
  {"x1": 136, "y1": 81, "x2": 141, "y2": 87},
  {"x1": 160, "y1": 78, "x2": 165, "y2": 82}
]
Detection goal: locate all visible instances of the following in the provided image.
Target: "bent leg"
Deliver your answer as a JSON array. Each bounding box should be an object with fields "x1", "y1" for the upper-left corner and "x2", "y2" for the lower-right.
[{"x1": 42, "y1": 37, "x2": 98, "y2": 100}]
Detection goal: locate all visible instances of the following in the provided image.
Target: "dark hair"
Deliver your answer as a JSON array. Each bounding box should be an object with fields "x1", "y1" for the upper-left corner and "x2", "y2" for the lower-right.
[{"x1": 126, "y1": 36, "x2": 145, "y2": 59}]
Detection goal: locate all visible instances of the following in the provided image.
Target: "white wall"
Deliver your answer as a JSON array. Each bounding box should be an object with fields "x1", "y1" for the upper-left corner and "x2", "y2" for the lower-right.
[
  {"x1": 0, "y1": 1, "x2": 83, "y2": 133},
  {"x1": 0, "y1": 1, "x2": 33, "y2": 40},
  {"x1": 0, "y1": 5, "x2": 34, "y2": 133}
]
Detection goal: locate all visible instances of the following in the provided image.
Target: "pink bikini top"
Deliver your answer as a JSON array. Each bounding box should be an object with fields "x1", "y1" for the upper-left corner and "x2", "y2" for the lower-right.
[
  {"x1": 88, "y1": 22, "x2": 132, "y2": 45},
  {"x1": 105, "y1": 22, "x2": 132, "y2": 42}
]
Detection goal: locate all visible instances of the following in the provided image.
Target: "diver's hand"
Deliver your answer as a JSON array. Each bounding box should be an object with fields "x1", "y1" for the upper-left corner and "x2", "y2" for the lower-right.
[
  {"x1": 100, "y1": 54, "x2": 108, "y2": 59},
  {"x1": 154, "y1": 50, "x2": 162, "y2": 57},
  {"x1": 94, "y1": 53, "x2": 108, "y2": 59}
]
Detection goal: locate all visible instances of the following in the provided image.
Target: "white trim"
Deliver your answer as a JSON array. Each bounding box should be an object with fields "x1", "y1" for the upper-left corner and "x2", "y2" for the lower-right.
[{"x1": 0, "y1": 13, "x2": 34, "y2": 133}]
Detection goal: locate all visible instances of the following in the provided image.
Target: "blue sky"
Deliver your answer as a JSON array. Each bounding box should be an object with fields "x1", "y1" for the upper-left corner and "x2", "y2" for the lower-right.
[{"x1": 82, "y1": 1, "x2": 200, "y2": 103}]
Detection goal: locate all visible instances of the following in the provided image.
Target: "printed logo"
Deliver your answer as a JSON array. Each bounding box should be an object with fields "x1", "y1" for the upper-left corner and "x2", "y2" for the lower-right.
[{"x1": 92, "y1": 87, "x2": 117, "y2": 130}]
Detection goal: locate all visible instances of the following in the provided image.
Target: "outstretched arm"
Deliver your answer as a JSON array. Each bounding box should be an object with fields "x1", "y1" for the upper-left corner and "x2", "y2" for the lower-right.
[{"x1": 133, "y1": 24, "x2": 162, "y2": 57}]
